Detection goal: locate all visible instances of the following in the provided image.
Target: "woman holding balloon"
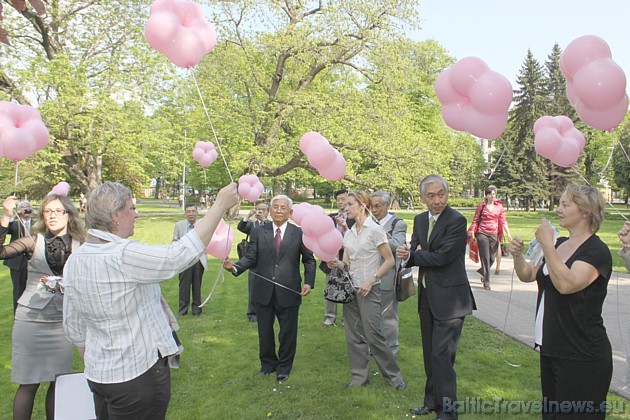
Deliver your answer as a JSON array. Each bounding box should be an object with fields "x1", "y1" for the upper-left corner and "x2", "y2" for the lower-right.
[
  {"x1": 0, "y1": 192, "x2": 85, "y2": 420},
  {"x1": 63, "y1": 181, "x2": 238, "y2": 419},
  {"x1": 328, "y1": 191, "x2": 405, "y2": 390}
]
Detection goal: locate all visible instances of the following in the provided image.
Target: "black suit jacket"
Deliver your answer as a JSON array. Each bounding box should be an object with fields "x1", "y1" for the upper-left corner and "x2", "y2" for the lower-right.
[
  {"x1": 3, "y1": 219, "x2": 32, "y2": 270},
  {"x1": 237, "y1": 218, "x2": 267, "y2": 236},
  {"x1": 408, "y1": 205, "x2": 476, "y2": 320},
  {"x1": 234, "y1": 223, "x2": 316, "y2": 307}
]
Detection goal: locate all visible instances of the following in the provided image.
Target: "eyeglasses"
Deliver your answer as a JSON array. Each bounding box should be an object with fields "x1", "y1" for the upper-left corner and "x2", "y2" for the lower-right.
[
  {"x1": 42, "y1": 209, "x2": 67, "y2": 217},
  {"x1": 21, "y1": 209, "x2": 32, "y2": 214}
]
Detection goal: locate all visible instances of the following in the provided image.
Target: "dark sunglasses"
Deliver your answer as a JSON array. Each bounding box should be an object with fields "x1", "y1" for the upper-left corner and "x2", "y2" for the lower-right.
[{"x1": 22, "y1": 209, "x2": 32, "y2": 214}]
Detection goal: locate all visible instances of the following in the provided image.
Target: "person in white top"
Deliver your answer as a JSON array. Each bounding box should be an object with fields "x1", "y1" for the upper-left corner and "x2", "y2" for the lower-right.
[
  {"x1": 328, "y1": 190, "x2": 405, "y2": 390},
  {"x1": 63, "y1": 181, "x2": 238, "y2": 420}
]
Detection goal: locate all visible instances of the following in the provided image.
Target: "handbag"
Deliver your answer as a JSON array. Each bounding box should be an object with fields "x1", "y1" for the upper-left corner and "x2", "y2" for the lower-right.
[
  {"x1": 468, "y1": 240, "x2": 479, "y2": 263},
  {"x1": 395, "y1": 266, "x2": 416, "y2": 301},
  {"x1": 236, "y1": 235, "x2": 249, "y2": 259},
  {"x1": 323, "y1": 265, "x2": 356, "y2": 303},
  {"x1": 500, "y1": 242, "x2": 509, "y2": 257}
]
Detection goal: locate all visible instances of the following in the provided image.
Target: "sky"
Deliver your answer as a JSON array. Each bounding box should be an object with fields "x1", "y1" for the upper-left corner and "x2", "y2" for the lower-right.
[{"x1": 409, "y1": 0, "x2": 630, "y2": 89}]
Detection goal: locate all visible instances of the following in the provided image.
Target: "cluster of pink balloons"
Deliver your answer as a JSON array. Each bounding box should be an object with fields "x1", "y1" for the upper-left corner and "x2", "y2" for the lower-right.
[
  {"x1": 560, "y1": 35, "x2": 628, "y2": 131},
  {"x1": 48, "y1": 181, "x2": 70, "y2": 196},
  {"x1": 145, "y1": 0, "x2": 217, "y2": 68},
  {"x1": 299, "y1": 132, "x2": 346, "y2": 181},
  {"x1": 192, "y1": 141, "x2": 218, "y2": 168},
  {"x1": 533, "y1": 116, "x2": 585, "y2": 168},
  {"x1": 291, "y1": 202, "x2": 343, "y2": 262},
  {"x1": 434, "y1": 57, "x2": 513, "y2": 139},
  {"x1": 238, "y1": 174, "x2": 264, "y2": 203},
  {"x1": 206, "y1": 219, "x2": 235, "y2": 259},
  {"x1": 0, "y1": 101, "x2": 50, "y2": 162}
]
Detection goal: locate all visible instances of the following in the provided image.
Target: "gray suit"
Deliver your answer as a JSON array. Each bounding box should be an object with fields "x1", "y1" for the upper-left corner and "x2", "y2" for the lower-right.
[
  {"x1": 173, "y1": 220, "x2": 208, "y2": 315},
  {"x1": 378, "y1": 214, "x2": 407, "y2": 357}
]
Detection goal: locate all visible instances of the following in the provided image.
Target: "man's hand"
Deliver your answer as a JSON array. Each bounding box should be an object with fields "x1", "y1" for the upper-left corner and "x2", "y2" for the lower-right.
[
  {"x1": 396, "y1": 244, "x2": 410, "y2": 260},
  {"x1": 222, "y1": 258, "x2": 236, "y2": 274},
  {"x1": 300, "y1": 284, "x2": 311, "y2": 296}
]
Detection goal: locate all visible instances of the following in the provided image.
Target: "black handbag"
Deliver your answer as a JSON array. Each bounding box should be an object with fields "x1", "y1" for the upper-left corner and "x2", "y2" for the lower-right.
[
  {"x1": 236, "y1": 235, "x2": 249, "y2": 259},
  {"x1": 323, "y1": 265, "x2": 356, "y2": 303},
  {"x1": 395, "y1": 266, "x2": 415, "y2": 302}
]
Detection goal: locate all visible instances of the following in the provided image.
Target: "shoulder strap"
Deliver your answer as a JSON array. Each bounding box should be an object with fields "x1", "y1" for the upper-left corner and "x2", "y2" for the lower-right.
[{"x1": 388, "y1": 217, "x2": 400, "y2": 236}]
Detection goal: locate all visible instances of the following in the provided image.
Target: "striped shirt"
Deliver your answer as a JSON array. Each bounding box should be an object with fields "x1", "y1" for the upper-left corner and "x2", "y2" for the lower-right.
[{"x1": 63, "y1": 228, "x2": 205, "y2": 383}]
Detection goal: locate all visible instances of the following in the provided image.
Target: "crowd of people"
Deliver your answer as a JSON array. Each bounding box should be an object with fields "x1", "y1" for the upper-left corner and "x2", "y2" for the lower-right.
[{"x1": 0, "y1": 178, "x2": 629, "y2": 419}]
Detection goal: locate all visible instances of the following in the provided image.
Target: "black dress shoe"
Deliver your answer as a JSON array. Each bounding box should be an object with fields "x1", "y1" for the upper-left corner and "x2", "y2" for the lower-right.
[
  {"x1": 410, "y1": 406, "x2": 435, "y2": 416},
  {"x1": 276, "y1": 373, "x2": 289, "y2": 381}
]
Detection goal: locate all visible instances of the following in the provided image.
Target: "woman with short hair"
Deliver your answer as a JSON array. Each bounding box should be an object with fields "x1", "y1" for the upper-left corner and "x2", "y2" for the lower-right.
[
  {"x1": 511, "y1": 185, "x2": 612, "y2": 419},
  {"x1": 63, "y1": 181, "x2": 238, "y2": 419}
]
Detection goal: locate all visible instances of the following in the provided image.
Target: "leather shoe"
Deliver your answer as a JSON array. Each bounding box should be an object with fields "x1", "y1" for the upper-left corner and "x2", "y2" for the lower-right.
[
  {"x1": 276, "y1": 373, "x2": 289, "y2": 381},
  {"x1": 409, "y1": 406, "x2": 435, "y2": 416},
  {"x1": 346, "y1": 380, "x2": 369, "y2": 388},
  {"x1": 395, "y1": 381, "x2": 407, "y2": 391},
  {"x1": 483, "y1": 281, "x2": 491, "y2": 290}
]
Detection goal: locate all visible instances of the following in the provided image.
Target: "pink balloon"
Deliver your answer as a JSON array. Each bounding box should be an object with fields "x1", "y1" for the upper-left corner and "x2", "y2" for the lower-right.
[
  {"x1": 318, "y1": 229, "x2": 343, "y2": 255},
  {"x1": 576, "y1": 94, "x2": 629, "y2": 131},
  {"x1": 434, "y1": 69, "x2": 460, "y2": 105},
  {"x1": 145, "y1": 0, "x2": 217, "y2": 68},
  {"x1": 560, "y1": 35, "x2": 612, "y2": 80},
  {"x1": 206, "y1": 219, "x2": 235, "y2": 259},
  {"x1": 440, "y1": 101, "x2": 468, "y2": 132},
  {"x1": 318, "y1": 153, "x2": 346, "y2": 181},
  {"x1": 448, "y1": 57, "x2": 490, "y2": 97},
  {"x1": 0, "y1": 102, "x2": 50, "y2": 162},
  {"x1": 306, "y1": 141, "x2": 337, "y2": 169},
  {"x1": 238, "y1": 174, "x2": 265, "y2": 203},
  {"x1": 300, "y1": 212, "x2": 332, "y2": 237},
  {"x1": 468, "y1": 71, "x2": 513, "y2": 115},
  {"x1": 565, "y1": 81, "x2": 578, "y2": 106},
  {"x1": 299, "y1": 131, "x2": 324, "y2": 154},
  {"x1": 533, "y1": 116, "x2": 586, "y2": 167},
  {"x1": 49, "y1": 181, "x2": 70, "y2": 197},
  {"x1": 572, "y1": 59, "x2": 626, "y2": 110},
  {"x1": 192, "y1": 141, "x2": 218, "y2": 168},
  {"x1": 461, "y1": 107, "x2": 508, "y2": 139},
  {"x1": 290, "y1": 203, "x2": 313, "y2": 225}
]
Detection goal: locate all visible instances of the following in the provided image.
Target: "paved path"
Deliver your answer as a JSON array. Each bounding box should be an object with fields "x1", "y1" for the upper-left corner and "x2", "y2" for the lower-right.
[{"x1": 465, "y1": 253, "x2": 630, "y2": 398}]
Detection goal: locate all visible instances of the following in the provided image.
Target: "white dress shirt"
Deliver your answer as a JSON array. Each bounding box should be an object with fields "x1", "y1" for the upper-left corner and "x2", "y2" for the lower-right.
[
  {"x1": 63, "y1": 228, "x2": 206, "y2": 384},
  {"x1": 343, "y1": 217, "x2": 388, "y2": 287}
]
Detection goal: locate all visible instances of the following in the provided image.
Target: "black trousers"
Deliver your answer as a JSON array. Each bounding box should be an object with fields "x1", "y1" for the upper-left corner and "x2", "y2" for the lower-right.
[
  {"x1": 540, "y1": 354, "x2": 612, "y2": 419},
  {"x1": 419, "y1": 287, "x2": 465, "y2": 420},
  {"x1": 88, "y1": 357, "x2": 171, "y2": 420},
  {"x1": 178, "y1": 261, "x2": 204, "y2": 315},
  {"x1": 10, "y1": 267, "x2": 28, "y2": 313},
  {"x1": 476, "y1": 231, "x2": 498, "y2": 284},
  {"x1": 255, "y1": 290, "x2": 300, "y2": 375}
]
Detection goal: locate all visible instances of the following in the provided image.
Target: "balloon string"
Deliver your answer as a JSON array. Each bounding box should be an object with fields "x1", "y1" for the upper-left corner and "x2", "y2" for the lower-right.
[
  {"x1": 199, "y1": 264, "x2": 225, "y2": 308},
  {"x1": 233, "y1": 265, "x2": 303, "y2": 295},
  {"x1": 499, "y1": 269, "x2": 522, "y2": 368},
  {"x1": 190, "y1": 70, "x2": 234, "y2": 183},
  {"x1": 596, "y1": 130, "x2": 617, "y2": 178},
  {"x1": 618, "y1": 136, "x2": 630, "y2": 164},
  {"x1": 487, "y1": 136, "x2": 506, "y2": 180},
  {"x1": 14, "y1": 162, "x2": 19, "y2": 188},
  {"x1": 572, "y1": 166, "x2": 628, "y2": 221}
]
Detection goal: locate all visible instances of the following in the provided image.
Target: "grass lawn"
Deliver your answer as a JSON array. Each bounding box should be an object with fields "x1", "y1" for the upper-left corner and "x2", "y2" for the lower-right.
[{"x1": 0, "y1": 206, "x2": 628, "y2": 418}]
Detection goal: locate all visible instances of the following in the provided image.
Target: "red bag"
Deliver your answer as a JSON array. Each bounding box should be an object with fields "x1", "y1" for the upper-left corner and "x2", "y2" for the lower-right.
[{"x1": 468, "y1": 240, "x2": 479, "y2": 263}]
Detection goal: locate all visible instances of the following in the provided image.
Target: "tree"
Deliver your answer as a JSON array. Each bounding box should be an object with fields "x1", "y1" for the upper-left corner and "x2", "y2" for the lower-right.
[
  {"x1": 612, "y1": 116, "x2": 630, "y2": 202},
  {"x1": 492, "y1": 49, "x2": 548, "y2": 211},
  {"x1": 0, "y1": 0, "x2": 179, "y2": 194}
]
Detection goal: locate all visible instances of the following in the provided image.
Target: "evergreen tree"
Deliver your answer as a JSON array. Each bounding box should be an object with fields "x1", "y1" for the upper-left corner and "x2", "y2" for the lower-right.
[{"x1": 492, "y1": 49, "x2": 548, "y2": 210}]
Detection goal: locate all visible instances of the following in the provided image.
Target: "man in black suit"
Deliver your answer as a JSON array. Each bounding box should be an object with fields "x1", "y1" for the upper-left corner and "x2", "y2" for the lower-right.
[
  {"x1": 4, "y1": 200, "x2": 34, "y2": 312},
  {"x1": 224, "y1": 195, "x2": 316, "y2": 381},
  {"x1": 397, "y1": 175, "x2": 476, "y2": 420},
  {"x1": 237, "y1": 201, "x2": 270, "y2": 322}
]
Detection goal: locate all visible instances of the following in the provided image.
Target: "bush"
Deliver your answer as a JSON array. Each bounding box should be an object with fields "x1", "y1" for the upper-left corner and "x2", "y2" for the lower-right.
[{"x1": 448, "y1": 197, "x2": 479, "y2": 208}]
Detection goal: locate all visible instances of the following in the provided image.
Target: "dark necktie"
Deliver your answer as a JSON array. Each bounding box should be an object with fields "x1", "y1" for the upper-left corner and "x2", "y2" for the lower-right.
[
  {"x1": 188, "y1": 224, "x2": 194, "y2": 231},
  {"x1": 422, "y1": 216, "x2": 436, "y2": 288},
  {"x1": 275, "y1": 227, "x2": 282, "y2": 256}
]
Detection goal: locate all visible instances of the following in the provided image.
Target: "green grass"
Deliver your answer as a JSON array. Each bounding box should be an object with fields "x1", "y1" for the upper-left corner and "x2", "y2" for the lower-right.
[{"x1": 0, "y1": 211, "x2": 629, "y2": 419}]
